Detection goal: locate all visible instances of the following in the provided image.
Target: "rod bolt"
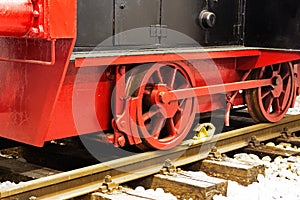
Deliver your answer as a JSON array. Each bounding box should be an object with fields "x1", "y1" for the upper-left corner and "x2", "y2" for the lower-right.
[
  {"x1": 33, "y1": 10, "x2": 40, "y2": 18},
  {"x1": 104, "y1": 175, "x2": 112, "y2": 183},
  {"x1": 30, "y1": 27, "x2": 39, "y2": 36},
  {"x1": 120, "y1": 121, "x2": 126, "y2": 128},
  {"x1": 117, "y1": 136, "x2": 126, "y2": 147},
  {"x1": 159, "y1": 92, "x2": 169, "y2": 104},
  {"x1": 272, "y1": 76, "x2": 282, "y2": 86},
  {"x1": 120, "y1": 3, "x2": 126, "y2": 9}
]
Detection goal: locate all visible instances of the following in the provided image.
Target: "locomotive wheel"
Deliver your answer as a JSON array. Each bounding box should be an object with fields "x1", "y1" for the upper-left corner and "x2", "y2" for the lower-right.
[
  {"x1": 126, "y1": 62, "x2": 196, "y2": 150},
  {"x1": 245, "y1": 62, "x2": 295, "y2": 122}
]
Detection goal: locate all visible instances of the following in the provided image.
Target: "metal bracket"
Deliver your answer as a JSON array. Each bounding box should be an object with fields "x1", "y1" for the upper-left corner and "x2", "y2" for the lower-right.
[
  {"x1": 150, "y1": 24, "x2": 167, "y2": 38},
  {"x1": 113, "y1": 97, "x2": 142, "y2": 147},
  {"x1": 99, "y1": 175, "x2": 122, "y2": 193},
  {"x1": 248, "y1": 136, "x2": 262, "y2": 148},
  {"x1": 280, "y1": 127, "x2": 295, "y2": 139},
  {"x1": 160, "y1": 159, "x2": 182, "y2": 175},
  {"x1": 112, "y1": 65, "x2": 142, "y2": 147},
  {"x1": 0, "y1": 39, "x2": 55, "y2": 65},
  {"x1": 207, "y1": 146, "x2": 225, "y2": 161}
]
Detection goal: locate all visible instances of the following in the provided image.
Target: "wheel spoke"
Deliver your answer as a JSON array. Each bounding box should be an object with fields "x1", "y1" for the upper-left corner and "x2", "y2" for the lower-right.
[
  {"x1": 166, "y1": 118, "x2": 178, "y2": 136},
  {"x1": 273, "y1": 98, "x2": 281, "y2": 112},
  {"x1": 148, "y1": 76, "x2": 156, "y2": 84},
  {"x1": 282, "y1": 72, "x2": 290, "y2": 81},
  {"x1": 178, "y1": 100, "x2": 193, "y2": 132},
  {"x1": 151, "y1": 117, "x2": 165, "y2": 139},
  {"x1": 259, "y1": 66, "x2": 266, "y2": 77},
  {"x1": 281, "y1": 80, "x2": 291, "y2": 108},
  {"x1": 261, "y1": 89, "x2": 271, "y2": 99},
  {"x1": 277, "y1": 63, "x2": 282, "y2": 73},
  {"x1": 177, "y1": 81, "x2": 189, "y2": 89},
  {"x1": 179, "y1": 99, "x2": 187, "y2": 108},
  {"x1": 155, "y1": 70, "x2": 164, "y2": 84},
  {"x1": 272, "y1": 64, "x2": 279, "y2": 73},
  {"x1": 168, "y1": 68, "x2": 177, "y2": 89},
  {"x1": 142, "y1": 109, "x2": 160, "y2": 122},
  {"x1": 264, "y1": 96, "x2": 273, "y2": 113}
]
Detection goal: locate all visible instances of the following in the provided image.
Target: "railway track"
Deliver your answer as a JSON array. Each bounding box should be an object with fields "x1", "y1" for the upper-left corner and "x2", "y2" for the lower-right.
[{"x1": 1, "y1": 114, "x2": 300, "y2": 200}]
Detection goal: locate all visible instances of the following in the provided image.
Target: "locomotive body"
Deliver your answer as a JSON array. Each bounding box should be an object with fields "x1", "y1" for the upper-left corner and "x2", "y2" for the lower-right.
[
  {"x1": 0, "y1": 0, "x2": 299, "y2": 150},
  {"x1": 76, "y1": 0, "x2": 241, "y2": 47}
]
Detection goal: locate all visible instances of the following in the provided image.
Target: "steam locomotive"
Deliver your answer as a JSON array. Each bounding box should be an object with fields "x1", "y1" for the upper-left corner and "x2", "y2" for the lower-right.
[{"x1": 0, "y1": 0, "x2": 299, "y2": 150}]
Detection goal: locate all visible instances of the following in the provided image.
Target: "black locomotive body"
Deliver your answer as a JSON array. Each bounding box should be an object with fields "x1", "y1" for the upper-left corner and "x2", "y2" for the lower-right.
[
  {"x1": 76, "y1": 0, "x2": 300, "y2": 50},
  {"x1": 76, "y1": 0, "x2": 241, "y2": 48}
]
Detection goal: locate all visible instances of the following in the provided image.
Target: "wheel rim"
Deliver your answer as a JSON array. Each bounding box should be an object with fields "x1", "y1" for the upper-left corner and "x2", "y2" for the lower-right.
[
  {"x1": 126, "y1": 62, "x2": 195, "y2": 150},
  {"x1": 245, "y1": 63, "x2": 295, "y2": 122}
]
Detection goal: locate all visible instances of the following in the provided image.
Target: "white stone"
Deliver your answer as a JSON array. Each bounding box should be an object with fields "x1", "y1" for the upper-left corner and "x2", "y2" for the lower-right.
[
  {"x1": 248, "y1": 154, "x2": 260, "y2": 161},
  {"x1": 155, "y1": 188, "x2": 165, "y2": 195},
  {"x1": 261, "y1": 156, "x2": 272, "y2": 162},
  {"x1": 135, "y1": 186, "x2": 145, "y2": 192},
  {"x1": 276, "y1": 144, "x2": 284, "y2": 149},
  {"x1": 265, "y1": 142, "x2": 275, "y2": 147},
  {"x1": 212, "y1": 151, "x2": 300, "y2": 200}
]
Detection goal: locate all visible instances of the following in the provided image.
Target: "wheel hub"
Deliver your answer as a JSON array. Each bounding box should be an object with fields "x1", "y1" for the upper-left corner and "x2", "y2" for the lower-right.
[
  {"x1": 150, "y1": 84, "x2": 178, "y2": 118},
  {"x1": 271, "y1": 75, "x2": 283, "y2": 98}
]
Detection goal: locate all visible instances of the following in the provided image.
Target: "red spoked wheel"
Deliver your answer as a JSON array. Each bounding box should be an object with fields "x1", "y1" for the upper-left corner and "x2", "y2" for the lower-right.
[
  {"x1": 245, "y1": 62, "x2": 295, "y2": 122},
  {"x1": 126, "y1": 62, "x2": 196, "y2": 150}
]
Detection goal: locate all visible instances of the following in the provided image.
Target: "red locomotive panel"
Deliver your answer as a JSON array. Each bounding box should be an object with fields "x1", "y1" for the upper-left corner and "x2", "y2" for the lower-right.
[
  {"x1": 0, "y1": 0, "x2": 299, "y2": 150},
  {"x1": 0, "y1": 0, "x2": 76, "y2": 146}
]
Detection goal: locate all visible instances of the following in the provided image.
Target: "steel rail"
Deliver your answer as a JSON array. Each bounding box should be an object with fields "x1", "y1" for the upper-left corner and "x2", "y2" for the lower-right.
[{"x1": 1, "y1": 115, "x2": 300, "y2": 200}]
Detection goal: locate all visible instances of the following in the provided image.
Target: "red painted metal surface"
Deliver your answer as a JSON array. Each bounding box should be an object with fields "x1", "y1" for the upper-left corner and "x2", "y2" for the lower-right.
[
  {"x1": 47, "y1": 0, "x2": 76, "y2": 38},
  {"x1": 0, "y1": 0, "x2": 76, "y2": 39},
  {"x1": 0, "y1": 0, "x2": 76, "y2": 146},
  {"x1": 47, "y1": 63, "x2": 113, "y2": 141},
  {"x1": 237, "y1": 50, "x2": 300, "y2": 70},
  {"x1": 0, "y1": 39, "x2": 75, "y2": 146},
  {"x1": 0, "y1": 0, "x2": 299, "y2": 148},
  {"x1": 0, "y1": 0, "x2": 33, "y2": 37},
  {"x1": 0, "y1": 46, "x2": 299, "y2": 147}
]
